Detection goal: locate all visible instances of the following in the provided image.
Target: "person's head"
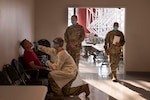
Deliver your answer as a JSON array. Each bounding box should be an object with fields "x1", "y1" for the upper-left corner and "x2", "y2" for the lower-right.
[
  {"x1": 71, "y1": 15, "x2": 78, "y2": 25},
  {"x1": 94, "y1": 34, "x2": 98, "y2": 37},
  {"x1": 52, "y1": 37, "x2": 64, "y2": 49},
  {"x1": 113, "y1": 22, "x2": 119, "y2": 31},
  {"x1": 20, "y1": 39, "x2": 33, "y2": 50}
]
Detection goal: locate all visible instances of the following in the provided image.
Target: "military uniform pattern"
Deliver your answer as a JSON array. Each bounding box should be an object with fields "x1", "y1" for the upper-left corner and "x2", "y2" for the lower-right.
[
  {"x1": 64, "y1": 23, "x2": 85, "y2": 67},
  {"x1": 104, "y1": 30, "x2": 125, "y2": 71},
  {"x1": 49, "y1": 73, "x2": 88, "y2": 97}
]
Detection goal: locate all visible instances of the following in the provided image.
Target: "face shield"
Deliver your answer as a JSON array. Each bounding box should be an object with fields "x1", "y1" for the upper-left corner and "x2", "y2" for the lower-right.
[{"x1": 52, "y1": 40, "x2": 63, "y2": 48}]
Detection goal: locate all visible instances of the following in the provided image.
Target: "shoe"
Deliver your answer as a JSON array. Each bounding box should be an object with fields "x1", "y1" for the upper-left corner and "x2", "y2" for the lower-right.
[
  {"x1": 111, "y1": 71, "x2": 118, "y2": 82},
  {"x1": 84, "y1": 84, "x2": 90, "y2": 97},
  {"x1": 112, "y1": 76, "x2": 118, "y2": 82}
]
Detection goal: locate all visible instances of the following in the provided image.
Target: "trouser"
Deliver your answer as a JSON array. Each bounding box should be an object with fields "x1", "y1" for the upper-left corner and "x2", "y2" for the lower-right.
[
  {"x1": 62, "y1": 75, "x2": 86, "y2": 96},
  {"x1": 66, "y1": 44, "x2": 82, "y2": 67},
  {"x1": 48, "y1": 74, "x2": 63, "y2": 96},
  {"x1": 109, "y1": 53, "x2": 120, "y2": 71},
  {"x1": 109, "y1": 53, "x2": 120, "y2": 78},
  {"x1": 27, "y1": 68, "x2": 49, "y2": 79},
  {"x1": 48, "y1": 73, "x2": 86, "y2": 96},
  {"x1": 38, "y1": 69, "x2": 50, "y2": 78}
]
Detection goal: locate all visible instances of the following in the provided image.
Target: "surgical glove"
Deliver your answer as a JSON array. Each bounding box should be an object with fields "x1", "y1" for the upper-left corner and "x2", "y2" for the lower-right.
[
  {"x1": 41, "y1": 56, "x2": 48, "y2": 64},
  {"x1": 33, "y1": 41, "x2": 38, "y2": 48}
]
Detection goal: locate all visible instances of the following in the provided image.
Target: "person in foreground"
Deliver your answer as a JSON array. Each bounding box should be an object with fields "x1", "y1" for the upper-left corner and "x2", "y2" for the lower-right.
[
  {"x1": 20, "y1": 39, "x2": 50, "y2": 78},
  {"x1": 104, "y1": 22, "x2": 125, "y2": 82},
  {"x1": 35, "y1": 37, "x2": 90, "y2": 98}
]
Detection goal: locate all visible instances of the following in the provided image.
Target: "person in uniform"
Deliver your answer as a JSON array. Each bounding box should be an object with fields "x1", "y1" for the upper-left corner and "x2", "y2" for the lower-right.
[
  {"x1": 104, "y1": 22, "x2": 125, "y2": 82},
  {"x1": 35, "y1": 37, "x2": 90, "y2": 98},
  {"x1": 64, "y1": 15, "x2": 85, "y2": 67}
]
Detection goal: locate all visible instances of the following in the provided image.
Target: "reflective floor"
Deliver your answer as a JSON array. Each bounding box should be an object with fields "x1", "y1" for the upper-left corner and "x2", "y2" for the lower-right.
[{"x1": 52, "y1": 56, "x2": 150, "y2": 100}]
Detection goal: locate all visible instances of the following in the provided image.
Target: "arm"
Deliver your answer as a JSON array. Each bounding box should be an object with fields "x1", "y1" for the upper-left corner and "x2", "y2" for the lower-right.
[
  {"x1": 28, "y1": 61, "x2": 44, "y2": 70},
  {"x1": 73, "y1": 26, "x2": 85, "y2": 46},
  {"x1": 104, "y1": 32, "x2": 110, "y2": 55},
  {"x1": 64, "y1": 27, "x2": 69, "y2": 43},
  {"x1": 120, "y1": 32, "x2": 125, "y2": 46},
  {"x1": 45, "y1": 52, "x2": 66, "y2": 70},
  {"x1": 64, "y1": 27, "x2": 76, "y2": 48},
  {"x1": 38, "y1": 45, "x2": 56, "y2": 56},
  {"x1": 104, "y1": 32, "x2": 109, "y2": 50}
]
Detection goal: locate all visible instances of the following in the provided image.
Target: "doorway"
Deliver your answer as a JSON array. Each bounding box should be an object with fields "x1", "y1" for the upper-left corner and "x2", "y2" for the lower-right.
[
  {"x1": 68, "y1": 7, "x2": 125, "y2": 39},
  {"x1": 68, "y1": 7, "x2": 126, "y2": 76}
]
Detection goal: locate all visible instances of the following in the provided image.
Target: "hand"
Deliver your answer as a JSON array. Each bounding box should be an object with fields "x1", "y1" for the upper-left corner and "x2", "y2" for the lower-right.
[
  {"x1": 105, "y1": 50, "x2": 110, "y2": 55},
  {"x1": 41, "y1": 56, "x2": 48, "y2": 64},
  {"x1": 33, "y1": 41, "x2": 38, "y2": 48},
  {"x1": 115, "y1": 42, "x2": 121, "y2": 46},
  {"x1": 44, "y1": 67, "x2": 52, "y2": 71},
  {"x1": 69, "y1": 42, "x2": 75, "y2": 48}
]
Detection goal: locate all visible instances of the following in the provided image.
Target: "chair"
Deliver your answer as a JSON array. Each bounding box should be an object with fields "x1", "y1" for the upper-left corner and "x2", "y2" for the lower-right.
[
  {"x1": 95, "y1": 51, "x2": 109, "y2": 68},
  {"x1": 101, "y1": 51, "x2": 109, "y2": 66},
  {"x1": 18, "y1": 56, "x2": 41, "y2": 79},
  {"x1": 12, "y1": 58, "x2": 49, "y2": 86},
  {"x1": 38, "y1": 39, "x2": 51, "y2": 47},
  {"x1": 2, "y1": 64, "x2": 26, "y2": 85},
  {"x1": 0, "y1": 71, "x2": 11, "y2": 85},
  {"x1": 33, "y1": 39, "x2": 51, "y2": 62}
]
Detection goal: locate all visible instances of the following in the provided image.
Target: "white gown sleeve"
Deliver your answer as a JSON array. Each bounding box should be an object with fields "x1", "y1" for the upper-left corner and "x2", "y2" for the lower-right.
[
  {"x1": 45, "y1": 51, "x2": 66, "y2": 70},
  {"x1": 38, "y1": 45, "x2": 56, "y2": 56}
]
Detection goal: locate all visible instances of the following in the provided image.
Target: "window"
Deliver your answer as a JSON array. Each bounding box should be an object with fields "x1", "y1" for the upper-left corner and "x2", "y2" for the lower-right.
[{"x1": 68, "y1": 7, "x2": 125, "y2": 39}]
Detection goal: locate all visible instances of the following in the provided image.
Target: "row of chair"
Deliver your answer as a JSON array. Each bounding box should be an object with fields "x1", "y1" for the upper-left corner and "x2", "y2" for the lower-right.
[
  {"x1": 0, "y1": 39, "x2": 51, "y2": 86},
  {"x1": 0, "y1": 58, "x2": 49, "y2": 86},
  {"x1": 0, "y1": 39, "x2": 52, "y2": 100}
]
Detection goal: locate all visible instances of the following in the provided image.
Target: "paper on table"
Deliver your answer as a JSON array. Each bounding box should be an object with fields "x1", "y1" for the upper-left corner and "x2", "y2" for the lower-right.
[{"x1": 113, "y1": 36, "x2": 120, "y2": 44}]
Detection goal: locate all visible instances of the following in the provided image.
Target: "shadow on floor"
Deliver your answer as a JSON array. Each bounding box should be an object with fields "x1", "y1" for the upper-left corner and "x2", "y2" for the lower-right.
[{"x1": 119, "y1": 80, "x2": 150, "y2": 100}]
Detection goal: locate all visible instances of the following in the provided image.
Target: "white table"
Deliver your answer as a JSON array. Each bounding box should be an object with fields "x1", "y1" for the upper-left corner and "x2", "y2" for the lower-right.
[
  {"x1": 92, "y1": 43, "x2": 104, "y2": 51},
  {"x1": 82, "y1": 41, "x2": 104, "y2": 51},
  {"x1": 82, "y1": 40, "x2": 93, "y2": 47},
  {"x1": 0, "y1": 86, "x2": 47, "y2": 100},
  {"x1": 82, "y1": 41, "x2": 105, "y2": 62}
]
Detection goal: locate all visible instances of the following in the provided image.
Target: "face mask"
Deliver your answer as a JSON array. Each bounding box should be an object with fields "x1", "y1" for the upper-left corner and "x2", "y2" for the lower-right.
[
  {"x1": 113, "y1": 26, "x2": 118, "y2": 31},
  {"x1": 71, "y1": 20, "x2": 76, "y2": 25}
]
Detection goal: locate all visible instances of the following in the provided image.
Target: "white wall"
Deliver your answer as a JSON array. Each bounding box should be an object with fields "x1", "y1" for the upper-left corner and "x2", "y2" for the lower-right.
[
  {"x1": 35, "y1": 0, "x2": 150, "y2": 72},
  {"x1": 0, "y1": 0, "x2": 34, "y2": 70},
  {"x1": 0, "y1": 0, "x2": 149, "y2": 72}
]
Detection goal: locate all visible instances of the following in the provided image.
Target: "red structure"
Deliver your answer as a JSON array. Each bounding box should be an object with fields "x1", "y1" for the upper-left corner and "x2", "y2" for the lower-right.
[{"x1": 76, "y1": 8, "x2": 90, "y2": 38}]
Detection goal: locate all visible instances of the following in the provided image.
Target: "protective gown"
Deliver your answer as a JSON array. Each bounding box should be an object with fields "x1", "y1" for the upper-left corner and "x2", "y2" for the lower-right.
[{"x1": 38, "y1": 45, "x2": 77, "y2": 88}]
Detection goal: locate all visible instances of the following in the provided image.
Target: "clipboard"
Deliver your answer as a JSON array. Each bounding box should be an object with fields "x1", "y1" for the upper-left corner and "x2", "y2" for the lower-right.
[{"x1": 113, "y1": 36, "x2": 120, "y2": 44}]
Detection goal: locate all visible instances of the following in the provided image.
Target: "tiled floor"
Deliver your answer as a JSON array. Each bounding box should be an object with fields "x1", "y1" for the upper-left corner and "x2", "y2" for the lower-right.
[{"x1": 48, "y1": 56, "x2": 150, "y2": 100}]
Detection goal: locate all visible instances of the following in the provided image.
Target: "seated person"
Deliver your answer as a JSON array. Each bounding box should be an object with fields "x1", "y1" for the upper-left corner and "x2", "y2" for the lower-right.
[
  {"x1": 93, "y1": 34, "x2": 99, "y2": 44},
  {"x1": 87, "y1": 33, "x2": 94, "y2": 43},
  {"x1": 20, "y1": 39, "x2": 50, "y2": 78},
  {"x1": 87, "y1": 33, "x2": 99, "y2": 44},
  {"x1": 35, "y1": 37, "x2": 90, "y2": 98}
]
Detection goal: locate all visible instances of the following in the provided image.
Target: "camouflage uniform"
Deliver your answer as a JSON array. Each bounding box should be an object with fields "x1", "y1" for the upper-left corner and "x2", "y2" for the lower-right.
[
  {"x1": 104, "y1": 30, "x2": 125, "y2": 80},
  {"x1": 64, "y1": 23, "x2": 85, "y2": 67},
  {"x1": 48, "y1": 73, "x2": 89, "y2": 97}
]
